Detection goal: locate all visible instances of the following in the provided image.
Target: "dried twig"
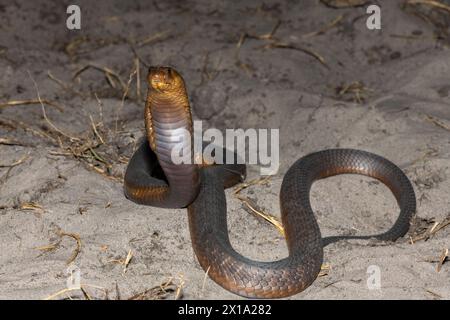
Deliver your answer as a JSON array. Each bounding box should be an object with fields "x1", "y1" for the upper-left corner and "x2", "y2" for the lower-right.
[
  {"x1": 0, "y1": 117, "x2": 56, "y2": 143},
  {"x1": 128, "y1": 276, "x2": 184, "y2": 300},
  {"x1": 44, "y1": 288, "x2": 78, "y2": 300},
  {"x1": 115, "y1": 68, "x2": 137, "y2": 132},
  {"x1": 0, "y1": 99, "x2": 63, "y2": 112},
  {"x1": 233, "y1": 176, "x2": 271, "y2": 194},
  {"x1": 57, "y1": 230, "x2": 82, "y2": 265},
  {"x1": 237, "y1": 20, "x2": 281, "y2": 48},
  {"x1": 89, "y1": 114, "x2": 105, "y2": 144},
  {"x1": 0, "y1": 137, "x2": 28, "y2": 146},
  {"x1": 135, "y1": 57, "x2": 142, "y2": 101},
  {"x1": 73, "y1": 64, "x2": 127, "y2": 94},
  {"x1": 235, "y1": 20, "x2": 281, "y2": 75},
  {"x1": 34, "y1": 243, "x2": 60, "y2": 252},
  {"x1": 28, "y1": 71, "x2": 80, "y2": 142},
  {"x1": 0, "y1": 153, "x2": 29, "y2": 168},
  {"x1": 437, "y1": 248, "x2": 448, "y2": 272},
  {"x1": 263, "y1": 41, "x2": 328, "y2": 67},
  {"x1": 47, "y1": 71, "x2": 85, "y2": 97},
  {"x1": 201, "y1": 266, "x2": 211, "y2": 294},
  {"x1": 406, "y1": 0, "x2": 450, "y2": 13},
  {"x1": 234, "y1": 177, "x2": 285, "y2": 236},
  {"x1": 123, "y1": 249, "x2": 133, "y2": 274},
  {"x1": 80, "y1": 287, "x2": 92, "y2": 300},
  {"x1": 335, "y1": 81, "x2": 372, "y2": 103},
  {"x1": 200, "y1": 51, "x2": 222, "y2": 84},
  {"x1": 319, "y1": 264, "x2": 331, "y2": 277},
  {"x1": 410, "y1": 214, "x2": 450, "y2": 243},
  {"x1": 302, "y1": 15, "x2": 344, "y2": 38},
  {"x1": 44, "y1": 284, "x2": 107, "y2": 300},
  {"x1": 236, "y1": 195, "x2": 285, "y2": 237},
  {"x1": 425, "y1": 115, "x2": 450, "y2": 132},
  {"x1": 19, "y1": 201, "x2": 44, "y2": 215},
  {"x1": 128, "y1": 42, "x2": 151, "y2": 68},
  {"x1": 320, "y1": 0, "x2": 368, "y2": 8},
  {"x1": 136, "y1": 30, "x2": 171, "y2": 47}
]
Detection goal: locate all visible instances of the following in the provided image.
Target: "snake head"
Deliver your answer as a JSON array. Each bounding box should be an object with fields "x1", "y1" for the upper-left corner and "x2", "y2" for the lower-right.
[{"x1": 148, "y1": 66, "x2": 184, "y2": 93}]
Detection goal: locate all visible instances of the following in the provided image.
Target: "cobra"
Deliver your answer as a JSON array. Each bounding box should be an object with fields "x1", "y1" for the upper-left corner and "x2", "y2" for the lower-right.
[{"x1": 124, "y1": 66, "x2": 416, "y2": 299}]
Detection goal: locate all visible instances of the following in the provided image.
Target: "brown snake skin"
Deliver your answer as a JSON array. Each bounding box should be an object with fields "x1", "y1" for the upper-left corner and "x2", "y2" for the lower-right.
[
  {"x1": 124, "y1": 67, "x2": 416, "y2": 299},
  {"x1": 124, "y1": 67, "x2": 200, "y2": 208}
]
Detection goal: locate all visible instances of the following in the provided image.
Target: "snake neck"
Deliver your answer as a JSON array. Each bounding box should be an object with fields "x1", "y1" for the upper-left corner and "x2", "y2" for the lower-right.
[
  {"x1": 145, "y1": 88, "x2": 192, "y2": 152},
  {"x1": 143, "y1": 86, "x2": 199, "y2": 207}
]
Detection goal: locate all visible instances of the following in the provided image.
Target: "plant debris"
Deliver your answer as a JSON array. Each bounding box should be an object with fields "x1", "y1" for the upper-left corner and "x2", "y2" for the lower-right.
[
  {"x1": 0, "y1": 99, "x2": 63, "y2": 112},
  {"x1": 403, "y1": 0, "x2": 450, "y2": 44},
  {"x1": 335, "y1": 81, "x2": 372, "y2": 103},
  {"x1": 437, "y1": 248, "x2": 448, "y2": 272},
  {"x1": 320, "y1": 0, "x2": 369, "y2": 8},
  {"x1": 36, "y1": 229, "x2": 82, "y2": 265},
  {"x1": 19, "y1": 202, "x2": 45, "y2": 215},
  {"x1": 410, "y1": 214, "x2": 450, "y2": 243},
  {"x1": 128, "y1": 276, "x2": 184, "y2": 300},
  {"x1": 234, "y1": 177, "x2": 285, "y2": 237}
]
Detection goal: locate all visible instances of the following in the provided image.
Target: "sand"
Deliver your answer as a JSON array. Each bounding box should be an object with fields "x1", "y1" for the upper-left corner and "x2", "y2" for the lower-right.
[{"x1": 0, "y1": 0, "x2": 449, "y2": 300}]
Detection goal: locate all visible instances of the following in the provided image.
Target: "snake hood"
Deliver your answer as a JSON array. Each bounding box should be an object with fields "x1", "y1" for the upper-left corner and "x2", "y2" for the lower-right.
[{"x1": 147, "y1": 66, "x2": 185, "y2": 93}]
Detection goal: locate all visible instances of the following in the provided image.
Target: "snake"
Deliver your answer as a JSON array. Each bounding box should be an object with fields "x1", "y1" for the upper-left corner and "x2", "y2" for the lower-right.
[{"x1": 124, "y1": 66, "x2": 416, "y2": 299}]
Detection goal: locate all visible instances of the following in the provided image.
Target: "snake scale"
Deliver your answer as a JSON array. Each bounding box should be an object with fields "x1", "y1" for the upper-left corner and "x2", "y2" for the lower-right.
[{"x1": 124, "y1": 66, "x2": 416, "y2": 298}]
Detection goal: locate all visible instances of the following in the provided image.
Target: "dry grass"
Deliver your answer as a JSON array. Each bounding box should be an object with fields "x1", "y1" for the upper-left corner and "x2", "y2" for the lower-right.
[
  {"x1": 233, "y1": 177, "x2": 285, "y2": 237},
  {"x1": 28, "y1": 71, "x2": 80, "y2": 142},
  {"x1": 437, "y1": 248, "x2": 448, "y2": 272},
  {"x1": 128, "y1": 276, "x2": 185, "y2": 300},
  {"x1": 136, "y1": 30, "x2": 171, "y2": 47},
  {"x1": 302, "y1": 15, "x2": 344, "y2": 38},
  {"x1": 64, "y1": 35, "x2": 123, "y2": 58},
  {"x1": 406, "y1": 0, "x2": 450, "y2": 13},
  {"x1": 320, "y1": 0, "x2": 368, "y2": 8},
  {"x1": 0, "y1": 117, "x2": 56, "y2": 143},
  {"x1": 0, "y1": 153, "x2": 30, "y2": 168},
  {"x1": 235, "y1": 19, "x2": 328, "y2": 72},
  {"x1": 425, "y1": 115, "x2": 450, "y2": 132},
  {"x1": 47, "y1": 71, "x2": 86, "y2": 98},
  {"x1": 319, "y1": 264, "x2": 331, "y2": 277},
  {"x1": 233, "y1": 175, "x2": 344, "y2": 279},
  {"x1": 425, "y1": 288, "x2": 443, "y2": 299},
  {"x1": 58, "y1": 231, "x2": 82, "y2": 265},
  {"x1": 403, "y1": 0, "x2": 450, "y2": 43},
  {"x1": 115, "y1": 67, "x2": 137, "y2": 132},
  {"x1": 335, "y1": 81, "x2": 373, "y2": 103},
  {"x1": 7, "y1": 70, "x2": 134, "y2": 183},
  {"x1": 35, "y1": 229, "x2": 82, "y2": 265},
  {"x1": 44, "y1": 283, "x2": 108, "y2": 300},
  {"x1": 0, "y1": 137, "x2": 28, "y2": 146},
  {"x1": 199, "y1": 51, "x2": 223, "y2": 85},
  {"x1": 135, "y1": 57, "x2": 142, "y2": 101},
  {"x1": 107, "y1": 249, "x2": 134, "y2": 274},
  {"x1": 19, "y1": 201, "x2": 45, "y2": 215},
  {"x1": 264, "y1": 42, "x2": 328, "y2": 67},
  {"x1": 410, "y1": 214, "x2": 450, "y2": 243},
  {"x1": 73, "y1": 64, "x2": 127, "y2": 94},
  {"x1": 0, "y1": 98, "x2": 63, "y2": 112}
]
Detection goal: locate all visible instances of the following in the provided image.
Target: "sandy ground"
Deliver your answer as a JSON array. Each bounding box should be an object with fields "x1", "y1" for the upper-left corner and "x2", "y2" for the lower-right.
[{"x1": 0, "y1": 0, "x2": 450, "y2": 300}]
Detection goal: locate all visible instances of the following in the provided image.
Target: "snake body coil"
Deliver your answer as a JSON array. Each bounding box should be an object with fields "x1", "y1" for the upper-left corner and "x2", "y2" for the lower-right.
[{"x1": 124, "y1": 67, "x2": 416, "y2": 299}]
